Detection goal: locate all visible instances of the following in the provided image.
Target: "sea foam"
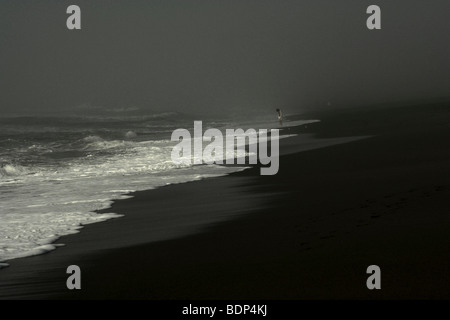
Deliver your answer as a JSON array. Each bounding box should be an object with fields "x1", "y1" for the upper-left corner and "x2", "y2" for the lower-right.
[{"x1": 0, "y1": 116, "x2": 313, "y2": 263}]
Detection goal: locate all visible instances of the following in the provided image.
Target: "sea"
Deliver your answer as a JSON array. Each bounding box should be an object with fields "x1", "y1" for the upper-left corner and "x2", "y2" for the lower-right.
[{"x1": 0, "y1": 111, "x2": 315, "y2": 267}]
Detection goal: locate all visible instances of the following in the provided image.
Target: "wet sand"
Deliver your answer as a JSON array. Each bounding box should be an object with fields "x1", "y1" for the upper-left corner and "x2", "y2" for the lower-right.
[{"x1": 1, "y1": 102, "x2": 449, "y2": 299}]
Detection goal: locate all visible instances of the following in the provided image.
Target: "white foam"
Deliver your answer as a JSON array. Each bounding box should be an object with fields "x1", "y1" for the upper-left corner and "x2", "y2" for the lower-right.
[
  {"x1": 0, "y1": 136, "x2": 251, "y2": 262},
  {"x1": 0, "y1": 164, "x2": 29, "y2": 177},
  {"x1": 0, "y1": 118, "x2": 313, "y2": 263}
]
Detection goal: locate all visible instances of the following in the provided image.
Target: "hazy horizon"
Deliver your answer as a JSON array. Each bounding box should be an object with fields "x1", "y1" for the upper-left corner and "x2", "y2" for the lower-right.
[{"x1": 1, "y1": 0, "x2": 449, "y2": 117}]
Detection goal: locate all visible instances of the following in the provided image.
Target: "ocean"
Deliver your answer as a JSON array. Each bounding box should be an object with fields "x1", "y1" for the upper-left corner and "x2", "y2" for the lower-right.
[{"x1": 0, "y1": 112, "x2": 314, "y2": 267}]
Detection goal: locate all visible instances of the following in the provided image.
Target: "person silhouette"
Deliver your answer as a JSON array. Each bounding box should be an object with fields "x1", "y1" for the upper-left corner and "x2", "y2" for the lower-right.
[{"x1": 276, "y1": 108, "x2": 283, "y2": 126}]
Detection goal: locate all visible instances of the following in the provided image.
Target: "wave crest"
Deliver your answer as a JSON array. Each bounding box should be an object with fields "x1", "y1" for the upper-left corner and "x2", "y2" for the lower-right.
[
  {"x1": 0, "y1": 164, "x2": 28, "y2": 178},
  {"x1": 82, "y1": 135, "x2": 104, "y2": 143}
]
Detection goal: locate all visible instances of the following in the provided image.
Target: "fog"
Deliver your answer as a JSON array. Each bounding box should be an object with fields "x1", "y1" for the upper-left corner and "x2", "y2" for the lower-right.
[{"x1": 1, "y1": 0, "x2": 449, "y2": 117}]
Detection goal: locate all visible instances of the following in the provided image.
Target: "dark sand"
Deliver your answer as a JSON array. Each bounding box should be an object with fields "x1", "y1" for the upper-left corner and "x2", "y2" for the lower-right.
[{"x1": 1, "y1": 102, "x2": 449, "y2": 299}]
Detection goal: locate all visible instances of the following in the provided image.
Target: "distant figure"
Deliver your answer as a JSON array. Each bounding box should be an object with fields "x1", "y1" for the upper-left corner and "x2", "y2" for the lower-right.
[{"x1": 276, "y1": 108, "x2": 283, "y2": 126}]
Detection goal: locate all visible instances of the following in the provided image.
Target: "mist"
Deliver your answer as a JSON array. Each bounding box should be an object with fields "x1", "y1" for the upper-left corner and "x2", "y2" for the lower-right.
[{"x1": 1, "y1": 0, "x2": 449, "y2": 117}]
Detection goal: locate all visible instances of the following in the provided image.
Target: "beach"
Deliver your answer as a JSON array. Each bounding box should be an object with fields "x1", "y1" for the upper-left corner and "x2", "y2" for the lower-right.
[{"x1": 1, "y1": 101, "x2": 449, "y2": 300}]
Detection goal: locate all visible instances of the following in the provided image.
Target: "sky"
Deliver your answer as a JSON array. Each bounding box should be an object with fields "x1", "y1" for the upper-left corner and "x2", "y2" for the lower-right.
[{"x1": 0, "y1": 0, "x2": 449, "y2": 117}]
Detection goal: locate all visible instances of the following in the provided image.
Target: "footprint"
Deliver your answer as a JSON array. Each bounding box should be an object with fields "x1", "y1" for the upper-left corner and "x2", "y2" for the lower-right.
[
  {"x1": 357, "y1": 223, "x2": 370, "y2": 227},
  {"x1": 319, "y1": 235, "x2": 335, "y2": 240}
]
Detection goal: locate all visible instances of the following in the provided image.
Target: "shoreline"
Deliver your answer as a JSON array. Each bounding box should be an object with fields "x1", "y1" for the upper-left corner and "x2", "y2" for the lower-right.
[
  {"x1": 1, "y1": 102, "x2": 449, "y2": 299},
  {"x1": 0, "y1": 117, "x2": 358, "y2": 268}
]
